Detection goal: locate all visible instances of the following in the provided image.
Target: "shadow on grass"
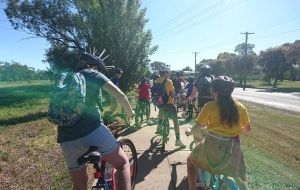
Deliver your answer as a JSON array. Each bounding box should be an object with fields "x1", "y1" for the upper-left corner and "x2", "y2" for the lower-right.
[{"x1": 0, "y1": 111, "x2": 48, "y2": 126}]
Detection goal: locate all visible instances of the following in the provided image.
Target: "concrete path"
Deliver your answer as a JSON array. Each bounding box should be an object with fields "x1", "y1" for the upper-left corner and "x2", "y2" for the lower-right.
[{"x1": 117, "y1": 105, "x2": 194, "y2": 190}]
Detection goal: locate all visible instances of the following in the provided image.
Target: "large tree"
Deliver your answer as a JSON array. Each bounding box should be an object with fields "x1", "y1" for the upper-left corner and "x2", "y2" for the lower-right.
[
  {"x1": 258, "y1": 48, "x2": 287, "y2": 88},
  {"x1": 234, "y1": 43, "x2": 256, "y2": 88},
  {"x1": 5, "y1": 0, "x2": 157, "y2": 90},
  {"x1": 281, "y1": 40, "x2": 300, "y2": 81}
]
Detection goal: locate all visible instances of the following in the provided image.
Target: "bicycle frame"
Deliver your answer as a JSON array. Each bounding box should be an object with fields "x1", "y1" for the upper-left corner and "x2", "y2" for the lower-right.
[
  {"x1": 77, "y1": 146, "x2": 114, "y2": 190},
  {"x1": 135, "y1": 99, "x2": 150, "y2": 127},
  {"x1": 160, "y1": 108, "x2": 170, "y2": 152}
]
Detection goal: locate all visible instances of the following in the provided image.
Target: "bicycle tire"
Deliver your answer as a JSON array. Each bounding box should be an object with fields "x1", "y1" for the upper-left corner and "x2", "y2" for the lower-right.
[
  {"x1": 160, "y1": 117, "x2": 169, "y2": 153},
  {"x1": 119, "y1": 138, "x2": 138, "y2": 190},
  {"x1": 220, "y1": 177, "x2": 239, "y2": 190}
]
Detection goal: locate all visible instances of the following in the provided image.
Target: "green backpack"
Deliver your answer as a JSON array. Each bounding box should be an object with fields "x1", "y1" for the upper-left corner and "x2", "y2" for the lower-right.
[{"x1": 48, "y1": 72, "x2": 86, "y2": 126}]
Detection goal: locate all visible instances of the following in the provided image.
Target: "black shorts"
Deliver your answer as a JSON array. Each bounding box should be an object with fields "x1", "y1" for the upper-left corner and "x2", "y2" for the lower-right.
[{"x1": 158, "y1": 104, "x2": 177, "y2": 119}]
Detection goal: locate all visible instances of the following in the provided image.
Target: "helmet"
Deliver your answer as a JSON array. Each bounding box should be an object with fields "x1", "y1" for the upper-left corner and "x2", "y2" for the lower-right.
[
  {"x1": 159, "y1": 67, "x2": 171, "y2": 74},
  {"x1": 198, "y1": 65, "x2": 212, "y2": 76},
  {"x1": 211, "y1": 75, "x2": 235, "y2": 95},
  {"x1": 80, "y1": 52, "x2": 108, "y2": 73},
  {"x1": 115, "y1": 68, "x2": 123, "y2": 74}
]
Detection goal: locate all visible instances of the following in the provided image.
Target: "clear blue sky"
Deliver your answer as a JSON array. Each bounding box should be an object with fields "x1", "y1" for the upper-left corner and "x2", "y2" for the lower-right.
[{"x1": 1, "y1": 0, "x2": 300, "y2": 71}]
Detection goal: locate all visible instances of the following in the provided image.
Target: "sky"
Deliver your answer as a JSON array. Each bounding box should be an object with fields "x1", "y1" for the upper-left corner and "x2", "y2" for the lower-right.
[{"x1": 0, "y1": 0, "x2": 300, "y2": 71}]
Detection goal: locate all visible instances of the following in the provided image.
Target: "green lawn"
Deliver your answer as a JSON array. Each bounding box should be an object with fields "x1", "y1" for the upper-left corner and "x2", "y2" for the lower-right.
[{"x1": 239, "y1": 80, "x2": 300, "y2": 92}]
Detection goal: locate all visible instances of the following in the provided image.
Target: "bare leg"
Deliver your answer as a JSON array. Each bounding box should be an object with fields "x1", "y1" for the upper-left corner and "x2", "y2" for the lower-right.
[
  {"x1": 102, "y1": 145, "x2": 131, "y2": 190},
  {"x1": 69, "y1": 165, "x2": 88, "y2": 190},
  {"x1": 187, "y1": 157, "x2": 197, "y2": 190}
]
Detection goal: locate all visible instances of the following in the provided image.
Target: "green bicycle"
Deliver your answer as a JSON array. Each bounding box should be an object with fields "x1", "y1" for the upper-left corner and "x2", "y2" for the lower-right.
[
  {"x1": 134, "y1": 99, "x2": 150, "y2": 128},
  {"x1": 157, "y1": 108, "x2": 170, "y2": 153},
  {"x1": 102, "y1": 108, "x2": 132, "y2": 128}
]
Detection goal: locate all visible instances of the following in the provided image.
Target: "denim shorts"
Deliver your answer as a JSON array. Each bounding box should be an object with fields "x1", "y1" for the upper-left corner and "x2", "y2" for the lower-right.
[{"x1": 59, "y1": 124, "x2": 118, "y2": 171}]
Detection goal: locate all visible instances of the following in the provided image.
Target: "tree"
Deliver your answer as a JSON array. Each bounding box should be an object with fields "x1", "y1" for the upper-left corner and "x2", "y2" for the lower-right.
[
  {"x1": 5, "y1": 0, "x2": 157, "y2": 90},
  {"x1": 281, "y1": 40, "x2": 300, "y2": 81},
  {"x1": 149, "y1": 61, "x2": 169, "y2": 73},
  {"x1": 182, "y1": 66, "x2": 193, "y2": 71},
  {"x1": 258, "y1": 48, "x2": 287, "y2": 88},
  {"x1": 234, "y1": 43, "x2": 256, "y2": 87}
]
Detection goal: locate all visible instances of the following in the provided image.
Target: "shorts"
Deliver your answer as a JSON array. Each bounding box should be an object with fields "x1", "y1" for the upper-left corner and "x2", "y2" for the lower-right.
[{"x1": 59, "y1": 124, "x2": 118, "y2": 171}]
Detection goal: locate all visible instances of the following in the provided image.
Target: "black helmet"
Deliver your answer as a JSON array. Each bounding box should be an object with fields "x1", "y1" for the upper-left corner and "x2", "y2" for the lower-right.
[
  {"x1": 211, "y1": 75, "x2": 235, "y2": 95},
  {"x1": 80, "y1": 52, "x2": 108, "y2": 73},
  {"x1": 198, "y1": 65, "x2": 212, "y2": 76},
  {"x1": 115, "y1": 68, "x2": 123, "y2": 74}
]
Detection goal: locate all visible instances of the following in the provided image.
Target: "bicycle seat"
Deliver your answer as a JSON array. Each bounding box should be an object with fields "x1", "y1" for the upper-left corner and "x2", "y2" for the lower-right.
[{"x1": 77, "y1": 146, "x2": 101, "y2": 165}]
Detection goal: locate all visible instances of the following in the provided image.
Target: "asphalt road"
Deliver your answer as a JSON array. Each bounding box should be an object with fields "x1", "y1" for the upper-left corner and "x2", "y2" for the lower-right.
[{"x1": 232, "y1": 88, "x2": 300, "y2": 114}]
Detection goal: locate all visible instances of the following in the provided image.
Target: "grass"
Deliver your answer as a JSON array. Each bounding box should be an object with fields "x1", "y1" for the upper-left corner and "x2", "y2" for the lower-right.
[
  {"x1": 0, "y1": 80, "x2": 299, "y2": 189},
  {"x1": 240, "y1": 80, "x2": 300, "y2": 92},
  {"x1": 0, "y1": 81, "x2": 52, "y2": 126}
]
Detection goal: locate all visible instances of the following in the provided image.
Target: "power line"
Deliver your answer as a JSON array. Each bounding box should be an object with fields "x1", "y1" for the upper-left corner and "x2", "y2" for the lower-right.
[
  {"x1": 154, "y1": 0, "x2": 247, "y2": 40},
  {"x1": 154, "y1": 0, "x2": 223, "y2": 39},
  {"x1": 156, "y1": 0, "x2": 208, "y2": 33}
]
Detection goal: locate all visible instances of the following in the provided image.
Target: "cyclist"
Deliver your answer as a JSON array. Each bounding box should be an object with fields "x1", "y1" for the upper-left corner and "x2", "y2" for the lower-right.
[
  {"x1": 172, "y1": 71, "x2": 185, "y2": 96},
  {"x1": 187, "y1": 75, "x2": 251, "y2": 190},
  {"x1": 57, "y1": 52, "x2": 134, "y2": 190},
  {"x1": 154, "y1": 67, "x2": 186, "y2": 148},
  {"x1": 110, "y1": 67, "x2": 123, "y2": 87},
  {"x1": 136, "y1": 76, "x2": 152, "y2": 125},
  {"x1": 188, "y1": 65, "x2": 214, "y2": 114},
  {"x1": 110, "y1": 67, "x2": 123, "y2": 112},
  {"x1": 184, "y1": 77, "x2": 195, "y2": 119}
]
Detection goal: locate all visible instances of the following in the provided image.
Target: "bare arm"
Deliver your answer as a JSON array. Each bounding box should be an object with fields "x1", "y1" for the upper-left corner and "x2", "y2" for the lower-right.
[
  {"x1": 102, "y1": 81, "x2": 134, "y2": 118},
  {"x1": 241, "y1": 124, "x2": 251, "y2": 134}
]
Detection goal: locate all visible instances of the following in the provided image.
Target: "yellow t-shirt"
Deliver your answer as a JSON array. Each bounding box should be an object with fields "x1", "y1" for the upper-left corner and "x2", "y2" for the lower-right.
[
  {"x1": 154, "y1": 76, "x2": 174, "y2": 104},
  {"x1": 196, "y1": 100, "x2": 250, "y2": 137}
]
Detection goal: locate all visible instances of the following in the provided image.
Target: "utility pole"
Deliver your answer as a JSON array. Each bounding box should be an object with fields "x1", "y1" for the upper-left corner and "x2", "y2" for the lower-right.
[
  {"x1": 193, "y1": 52, "x2": 200, "y2": 78},
  {"x1": 240, "y1": 32, "x2": 254, "y2": 91}
]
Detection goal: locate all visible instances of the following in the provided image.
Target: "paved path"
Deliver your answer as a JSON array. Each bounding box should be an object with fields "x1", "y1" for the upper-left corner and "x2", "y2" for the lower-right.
[
  {"x1": 117, "y1": 105, "x2": 194, "y2": 190},
  {"x1": 233, "y1": 88, "x2": 300, "y2": 113}
]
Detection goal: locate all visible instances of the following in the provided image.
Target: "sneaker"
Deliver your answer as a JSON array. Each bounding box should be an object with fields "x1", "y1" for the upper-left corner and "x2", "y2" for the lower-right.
[{"x1": 175, "y1": 139, "x2": 186, "y2": 148}]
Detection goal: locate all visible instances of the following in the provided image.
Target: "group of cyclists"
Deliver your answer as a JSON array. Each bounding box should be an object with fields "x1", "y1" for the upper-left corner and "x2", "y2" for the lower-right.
[{"x1": 55, "y1": 51, "x2": 251, "y2": 190}]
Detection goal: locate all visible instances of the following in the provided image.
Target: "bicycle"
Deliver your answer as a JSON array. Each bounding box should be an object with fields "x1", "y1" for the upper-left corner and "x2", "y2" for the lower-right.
[
  {"x1": 134, "y1": 99, "x2": 151, "y2": 128},
  {"x1": 102, "y1": 108, "x2": 132, "y2": 128},
  {"x1": 185, "y1": 127, "x2": 239, "y2": 190},
  {"x1": 78, "y1": 122, "x2": 138, "y2": 190},
  {"x1": 157, "y1": 107, "x2": 170, "y2": 153}
]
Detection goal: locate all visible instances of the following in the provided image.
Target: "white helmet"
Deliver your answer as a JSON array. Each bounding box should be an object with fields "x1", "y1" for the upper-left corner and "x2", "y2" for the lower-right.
[{"x1": 159, "y1": 67, "x2": 171, "y2": 74}]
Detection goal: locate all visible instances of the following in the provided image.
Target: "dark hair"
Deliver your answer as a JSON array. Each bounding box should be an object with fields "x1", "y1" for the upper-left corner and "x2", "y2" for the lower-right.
[{"x1": 211, "y1": 76, "x2": 239, "y2": 128}]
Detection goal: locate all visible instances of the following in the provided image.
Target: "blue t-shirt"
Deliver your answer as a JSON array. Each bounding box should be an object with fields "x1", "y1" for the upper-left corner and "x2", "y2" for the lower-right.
[
  {"x1": 185, "y1": 83, "x2": 193, "y2": 98},
  {"x1": 57, "y1": 69, "x2": 109, "y2": 143},
  {"x1": 110, "y1": 76, "x2": 120, "y2": 87}
]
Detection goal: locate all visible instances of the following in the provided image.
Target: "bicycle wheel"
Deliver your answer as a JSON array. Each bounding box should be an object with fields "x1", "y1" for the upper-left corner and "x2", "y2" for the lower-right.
[
  {"x1": 160, "y1": 117, "x2": 170, "y2": 153},
  {"x1": 119, "y1": 138, "x2": 138, "y2": 190},
  {"x1": 219, "y1": 176, "x2": 239, "y2": 190}
]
